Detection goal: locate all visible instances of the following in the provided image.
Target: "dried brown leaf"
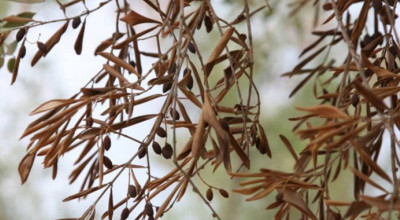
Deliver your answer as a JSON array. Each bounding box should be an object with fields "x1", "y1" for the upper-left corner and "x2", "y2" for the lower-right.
[
  {"x1": 18, "y1": 153, "x2": 35, "y2": 184},
  {"x1": 296, "y1": 104, "x2": 350, "y2": 119},
  {"x1": 282, "y1": 188, "x2": 317, "y2": 220},
  {"x1": 120, "y1": 10, "x2": 160, "y2": 26},
  {"x1": 74, "y1": 19, "x2": 85, "y2": 55}
]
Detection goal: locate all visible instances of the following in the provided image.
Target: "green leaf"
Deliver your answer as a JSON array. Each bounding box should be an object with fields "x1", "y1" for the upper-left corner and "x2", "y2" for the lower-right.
[
  {"x1": 6, "y1": 41, "x2": 18, "y2": 55},
  {"x1": 2, "y1": 12, "x2": 36, "y2": 28},
  {"x1": 0, "y1": 45, "x2": 4, "y2": 56},
  {"x1": 0, "y1": 56, "x2": 4, "y2": 68},
  {"x1": 7, "y1": 57, "x2": 15, "y2": 72}
]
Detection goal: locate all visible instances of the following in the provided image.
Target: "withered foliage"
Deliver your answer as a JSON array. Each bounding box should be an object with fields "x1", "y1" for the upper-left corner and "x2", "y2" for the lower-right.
[
  {"x1": 233, "y1": 0, "x2": 400, "y2": 219},
  {"x1": 1, "y1": 0, "x2": 268, "y2": 219},
  {"x1": 2, "y1": 0, "x2": 400, "y2": 219}
]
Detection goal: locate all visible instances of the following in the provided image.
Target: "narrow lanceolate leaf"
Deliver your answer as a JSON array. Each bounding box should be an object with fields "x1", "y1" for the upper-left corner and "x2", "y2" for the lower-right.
[
  {"x1": 296, "y1": 104, "x2": 350, "y2": 119},
  {"x1": 98, "y1": 145, "x2": 104, "y2": 186},
  {"x1": 74, "y1": 19, "x2": 86, "y2": 55},
  {"x1": 359, "y1": 195, "x2": 400, "y2": 211},
  {"x1": 94, "y1": 33, "x2": 124, "y2": 55},
  {"x1": 282, "y1": 188, "x2": 317, "y2": 220},
  {"x1": 63, "y1": 184, "x2": 107, "y2": 202},
  {"x1": 354, "y1": 81, "x2": 387, "y2": 112},
  {"x1": 31, "y1": 20, "x2": 69, "y2": 66},
  {"x1": 203, "y1": 93, "x2": 232, "y2": 172},
  {"x1": 205, "y1": 27, "x2": 235, "y2": 77},
  {"x1": 155, "y1": 181, "x2": 182, "y2": 219},
  {"x1": 111, "y1": 114, "x2": 157, "y2": 130},
  {"x1": 350, "y1": 0, "x2": 370, "y2": 43},
  {"x1": 103, "y1": 64, "x2": 129, "y2": 84},
  {"x1": 245, "y1": 182, "x2": 280, "y2": 201},
  {"x1": 191, "y1": 110, "x2": 206, "y2": 160},
  {"x1": 18, "y1": 153, "x2": 35, "y2": 184},
  {"x1": 11, "y1": 39, "x2": 25, "y2": 85},
  {"x1": 361, "y1": 53, "x2": 398, "y2": 78},
  {"x1": 30, "y1": 99, "x2": 77, "y2": 115},
  {"x1": 280, "y1": 135, "x2": 302, "y2": 171},
  {"x1": 228, "y1": 132, "x2": 250, "y2": 169},
  {"x1": 350, "y1": 140, "x2": 392, "y2": 183},
  {"x1": 324, "y1": 200, "x2": 351, "y2": 206},
  {"x1": 80, "y1": 205, "x2": 95, "y2": 220},
  {"x1": 258, "y1": 124, "x2": 271, "y2": 157},
  {"x1": 99, "y1": 52, "x2": 140, "y2": 77},
  {"x1": 348, "y1": 167, "x2": 388, "y2": 193},
  {"x1": 79, "y1": 127, "x2": 101, "y2": 140},
  {"x1": 344, "y1": 201, "x2": 370, "y2": 218},
  {"x1": 108, "y1": 187, "x2": 113, "y2": 220},
  {"x1": 2, "y1": 12, "x2": 36, "y2": 26}
]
